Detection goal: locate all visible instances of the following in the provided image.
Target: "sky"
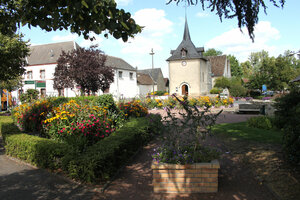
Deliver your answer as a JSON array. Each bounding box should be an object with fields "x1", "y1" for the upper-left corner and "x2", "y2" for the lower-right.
[{"x1": 20, "y1": 0, "x2": 300, "y2": 78}]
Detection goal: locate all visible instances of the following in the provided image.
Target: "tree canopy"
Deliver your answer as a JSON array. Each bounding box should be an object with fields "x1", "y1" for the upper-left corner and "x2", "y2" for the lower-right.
[
  {"x1": 0, "y1": 33, "x2": 29, "y2": 82},
  {"x1": 167, "y1": 0, "x2": 285, "y2": 41},
  {"x1": 0, "y1": 0, "x2": 142, "y2": 42},
  {"x1": 54, "y1": 47, "x2": 114, "y2": 95},
  {"x1": 203, "y1": 48, "x2": 222, "y2": 57},
  {"x1": 228, "y1": 55, "x2": 243, "y2": 77}
]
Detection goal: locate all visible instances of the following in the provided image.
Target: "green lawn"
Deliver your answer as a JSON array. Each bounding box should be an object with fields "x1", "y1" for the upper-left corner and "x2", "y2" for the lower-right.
[{"x1": 212, "y1": 122, "x2": 283, "y2": 144}]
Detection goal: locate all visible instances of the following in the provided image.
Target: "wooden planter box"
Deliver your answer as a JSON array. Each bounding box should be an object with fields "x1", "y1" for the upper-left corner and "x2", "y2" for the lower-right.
[{"x1": 152, "y1": 160, "x2": 220, "y2": 193}]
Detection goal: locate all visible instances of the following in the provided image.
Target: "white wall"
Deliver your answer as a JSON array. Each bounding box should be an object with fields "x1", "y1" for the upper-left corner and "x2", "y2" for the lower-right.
[
  {"x1": 106, "y1": 69, "x2": 138, "y2": 99},
  {"x1": 138, "y1": 84, "x2": 157, "y2": 97},
  {"x1": 21, "y1": 64, "x2": 139, "y2": 99}
]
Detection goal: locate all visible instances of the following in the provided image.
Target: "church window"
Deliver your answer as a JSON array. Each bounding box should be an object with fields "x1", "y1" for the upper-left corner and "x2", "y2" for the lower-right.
[
  {"x1": 181, "y1": 48, "x2": 187, "y2": 58},
  {"x1": 202, "y1": 72, "x2": 204, "y2": 82}
]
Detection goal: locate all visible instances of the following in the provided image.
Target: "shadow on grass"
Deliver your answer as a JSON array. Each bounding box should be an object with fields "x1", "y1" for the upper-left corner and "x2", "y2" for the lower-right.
[{"x1": 212, "y1": 122, "x2": 283, "y2": 144}]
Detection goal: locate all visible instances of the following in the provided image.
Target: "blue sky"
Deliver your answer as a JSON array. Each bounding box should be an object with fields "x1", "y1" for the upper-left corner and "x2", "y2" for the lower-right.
[{"x1": 20, "y1": 0, "x2": 300, "y2": 78}]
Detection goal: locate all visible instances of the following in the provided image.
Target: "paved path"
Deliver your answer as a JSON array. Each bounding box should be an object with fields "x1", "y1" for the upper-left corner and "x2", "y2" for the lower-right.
[{"x1": 0, "y1": 112, "x2": 275, "y2": 200}]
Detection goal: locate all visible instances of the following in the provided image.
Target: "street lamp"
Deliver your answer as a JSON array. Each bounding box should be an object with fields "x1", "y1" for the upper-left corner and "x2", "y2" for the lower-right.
[{"x1": 149, "y1": 48, "x2": 155, "y2": 97}]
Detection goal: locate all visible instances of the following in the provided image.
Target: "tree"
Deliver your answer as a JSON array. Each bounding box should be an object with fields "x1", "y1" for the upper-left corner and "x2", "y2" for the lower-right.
[
  {"x1": 249, "y1": 50, "x2": 269, "y2": 72},
  {"x1": 167, "y1": 0, "x2": 285, "y2": 41},
  {"x1": 240, "y1": 61, "x2": 252, "y2": 78},
  {"x1": 0, "y1": 34, "x2": 29, "y2": 82},
  {"x1": 0, "y1": 0, "x2": 141, "y2": 42},
  {"x1": 246, "y1": 54, "x2": 297, "y2": 91},
  {"x1": 203, "y1": 48, "x2": 223, "y2": 57},
  {"x1": 54, "y1": 47, "x2": 114, "y2": 95},
  {"x1": 0, "y1": 76, "x2": 23, "y2": 91},
  {"x1": 228, "y1": 55, "x2": 242, "y2": 77}
]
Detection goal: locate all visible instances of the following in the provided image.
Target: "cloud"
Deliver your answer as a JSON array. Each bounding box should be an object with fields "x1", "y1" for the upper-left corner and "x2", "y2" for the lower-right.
[
  {"x1": 79, "y1": 33, "x2": 103, "y2": 48},
  {"x1": 205, "y1": 21, "x2": 280, "y2": 61},
  {"x1": 120, "y1": 8, "x2": 173, "y2": 56},
  {"x1": 196, "y1": 12, "x2": 209, "y2": 18},
  {"x1": 115, "y1": 0, "x2": 132, "y2": 6},
  {"x1": 52, "y1": 34, "x2": 78, "y2": 42}
]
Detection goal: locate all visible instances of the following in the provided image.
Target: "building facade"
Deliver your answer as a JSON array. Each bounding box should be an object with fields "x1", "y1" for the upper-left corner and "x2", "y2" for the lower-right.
[
  {"x1": 167, "y1": 18, "x2": 212, "y2": 96},
  {"x1": 22, "y1": 41, "x2": 138, "y2": 99}
]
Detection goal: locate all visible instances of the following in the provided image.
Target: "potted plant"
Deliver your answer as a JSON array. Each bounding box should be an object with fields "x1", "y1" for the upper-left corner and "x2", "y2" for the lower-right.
[{"x1": 152, "y1": 95, "x2": 222, "y2": 193}]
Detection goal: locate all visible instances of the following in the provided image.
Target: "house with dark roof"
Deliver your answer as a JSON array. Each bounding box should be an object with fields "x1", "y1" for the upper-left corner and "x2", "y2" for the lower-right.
[
  {"x1": 207, "y1": 55, "x2": 231, "y2": 87},
  {"x1": 137, "y1": 72, "x2": 155, "y2": 96},
  {"x1": 22, "y1": 41, "x2": 138, "y2": 98},
  {"x1": 167, "y1": 17, "x2": 212, "y2": 96},
  {"x1": 138, "y1": 68, "x2": 166, "y2": 92}
]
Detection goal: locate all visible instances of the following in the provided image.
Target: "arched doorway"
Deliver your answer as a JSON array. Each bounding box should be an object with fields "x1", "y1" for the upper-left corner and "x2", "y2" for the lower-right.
[{"x1": 181, "y1": 84, "x2": 189, "y2": 96}]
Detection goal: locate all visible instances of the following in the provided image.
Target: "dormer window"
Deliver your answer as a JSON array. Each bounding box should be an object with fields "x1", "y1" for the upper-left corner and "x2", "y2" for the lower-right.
[{"x1": 181, "y1": 48, "x2": 187, "y2": 58}]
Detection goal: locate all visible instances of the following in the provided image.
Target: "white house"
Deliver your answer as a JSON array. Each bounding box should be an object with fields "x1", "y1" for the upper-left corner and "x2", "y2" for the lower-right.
[{"x1": 21, "y1": 41, "x2": 138, "y2": 99}]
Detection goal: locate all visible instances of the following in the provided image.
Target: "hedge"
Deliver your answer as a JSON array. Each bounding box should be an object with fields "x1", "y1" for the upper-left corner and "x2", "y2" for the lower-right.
[
  {"x1": 2, "y1": 114, "x2": 163, "y2": 183},
  {"x1": 61, "y1": 115, "x2": 162, "y2": 183}
]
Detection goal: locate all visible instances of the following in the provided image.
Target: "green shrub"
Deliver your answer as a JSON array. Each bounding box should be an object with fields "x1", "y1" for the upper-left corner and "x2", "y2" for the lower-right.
[
  {"x1": 3, "y1": 115, "x2": 163, "y2": 183},
  {"x1": 214, "y1": 77, "x2": 231, "y2": 89},
  {"x1": 275, "y1": 88, "x2": 300, "y2": 164},
  {"x1": 95, "y1": 94, "x2": 118, "y2": 113},
  {"x1": 20, "y1": 89, "x2": 39, "y2": 103},
  {"x1": 5, "y1": 134, "x2": 70, "y2": 169},
  {"x1": 155, "y1": 91, "x2": 166, "y2": 96},
  {"x1": 247, "y1": 116, "x2": 273, "y2": 130},
  {"x1": 210, "y1": 88, "x2": 222, "y2": 94},
  {"x1": 62, "y1": 115, "x2": 163, "y2": 183},
  {"x1": 229, "y1": 84, "x2": 247, "y2": 97}
]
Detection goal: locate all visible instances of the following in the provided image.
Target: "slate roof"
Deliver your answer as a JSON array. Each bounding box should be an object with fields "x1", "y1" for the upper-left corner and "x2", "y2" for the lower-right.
[
  {"x1": 106, "y1": 56, "x2": 136, "y2": 71},
  {"x1": 291, "y1": 75, "x2": 300, "y2": 82},
  {"x1": 167, "y1": 17, "x2": 205, "y2": 61},
  {"x1": 138, "y1": 68, "x2": 163, "y2": 84},
  {"x1": 207, "y1": 55, "x2": 227, "y2": 77},
  {"x1": 27, "y1": 41, "x2": 79, "y2": 65},
  {"x1": 137, "y1": 73, "x2": 154, "y2": 85},
  {"x1": 27, "y1": 41, "x2": 135, "y2": 71}
]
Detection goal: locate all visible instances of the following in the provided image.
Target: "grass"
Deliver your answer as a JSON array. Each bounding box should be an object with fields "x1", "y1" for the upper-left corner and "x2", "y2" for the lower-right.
[
  {"x1": 212, "y1": 122, "x2": 283, "y2": 144},
  {"x1": 213, "y1": 122, "x2": 300, "y2": 200}
]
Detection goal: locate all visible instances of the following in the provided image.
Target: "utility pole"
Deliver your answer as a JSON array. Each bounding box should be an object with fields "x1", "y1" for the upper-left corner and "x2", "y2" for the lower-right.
[{"x1": 149, "y1": 48, "x2": 155, "y2": 97}]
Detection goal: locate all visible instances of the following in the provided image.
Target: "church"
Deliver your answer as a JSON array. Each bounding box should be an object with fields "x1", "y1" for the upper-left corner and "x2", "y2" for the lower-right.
[{"x1": 167, "y1": 18, "x2": 230, "y2": 96}]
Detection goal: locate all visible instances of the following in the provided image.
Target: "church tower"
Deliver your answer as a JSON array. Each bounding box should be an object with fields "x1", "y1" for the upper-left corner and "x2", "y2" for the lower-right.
[{"x1": 167, "y1": 18, "x2": 212, "y2": 96}]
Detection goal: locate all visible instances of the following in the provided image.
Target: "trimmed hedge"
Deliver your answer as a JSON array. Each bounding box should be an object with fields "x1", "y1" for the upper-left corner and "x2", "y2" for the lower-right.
[
  {"x1": 5, "y1": 134, "x2": 69, "y2": 169},
  {"x1": 2, "y1": 114, "x2": 163, "y2": 183},
  {"x1": 62, "y1": 115, "x2": 162, "y2": 182}
]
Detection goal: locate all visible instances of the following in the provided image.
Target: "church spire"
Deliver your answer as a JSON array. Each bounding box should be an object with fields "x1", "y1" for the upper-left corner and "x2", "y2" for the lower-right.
[{"x1": 183, "y1": 16, "x2": 191, "y2": 41}]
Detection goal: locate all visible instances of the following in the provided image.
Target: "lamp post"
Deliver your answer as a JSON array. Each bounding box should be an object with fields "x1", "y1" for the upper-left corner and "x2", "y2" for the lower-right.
[{"x1": 149, "y1": 48, "x2": 155, "y2": 97}]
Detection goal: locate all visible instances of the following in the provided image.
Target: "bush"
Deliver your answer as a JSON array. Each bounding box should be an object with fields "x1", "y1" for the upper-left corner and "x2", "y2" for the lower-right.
[
  {"x1": 20, "y1": 89, "x2": 39, "y2": 103},
  {"x1": 118, "y1": 100, "x2": 148, "y2": 118},
  {"x1": 214, "y1": 77, "x2": 231, "y2": 89},
  {"x1": 229, "y1": 84, "x2": 247, "y2": 97},
  {"x1": 210, "y1": 88, "x2": 222, "y2": 94},
  {"x1": 275, "y1": 88, "x2": 300, "y2": 164},
  {"x1": 5, "y1": 134, "x2": 70, "y2": 169},
  {"x1": 12, "y1": 99, "x2": 52, "y2": 132},
  {"x1": 247, "y1": 116, "x2": 273, "y2": 130},
  {"x1": 60, "y1": 115, "x2": 162, "y2": 183},
  {"x1": 248, "y1": 90, "x2": 262, "y2": 98},
  {"x1": 3, "y1": 115, "x2": 163, "y2": 183},
  {"x1": 95, "y1": 94, "x2": 119, "y2": 113}
]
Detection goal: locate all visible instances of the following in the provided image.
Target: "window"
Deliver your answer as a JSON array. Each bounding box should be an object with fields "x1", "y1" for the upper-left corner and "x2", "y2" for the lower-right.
[
  {"x1": 41, "y1": 88, "x2": 46, "y2": 97},
  {"x1": 27, "y1": 71, "x2": 33, "y2": 79},
  {"x1": 181, "y1": 48, "x2": 187, "y2": 58},
  {"x1": 118, "y1": 71, "x2": 123, "y2": 78},
  {"x1": 130, "y1": 72, "x2": 134, "y2": 80},
  {"x1": 40, "y1": 70, "x2": 45, "y2": 79},
  {"x1": 202, "y1": 72, "x2": 205, "y2": 82}
]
